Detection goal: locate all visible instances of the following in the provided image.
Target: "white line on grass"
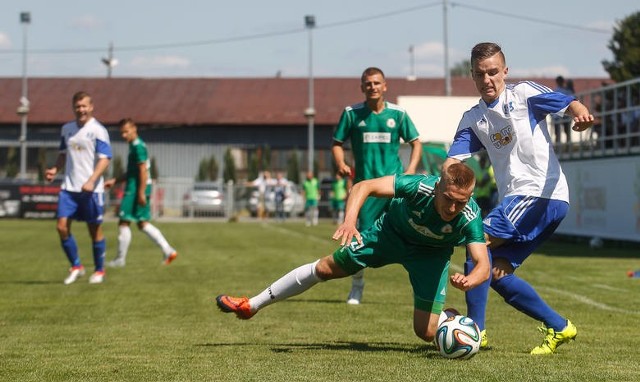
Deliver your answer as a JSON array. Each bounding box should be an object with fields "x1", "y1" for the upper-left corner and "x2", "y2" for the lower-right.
[
  {"x1": 538, "y1": 286, "x2": 640, "y2": 315},
  {"x1": 262, "y1": 224, "x2": 332, "y2": 244}
]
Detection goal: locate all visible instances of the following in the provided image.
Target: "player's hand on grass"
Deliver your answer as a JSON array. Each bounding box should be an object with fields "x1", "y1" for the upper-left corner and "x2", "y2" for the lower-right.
[{"x1": 332, "y1": 223, "x2": 361, "y2": 247}]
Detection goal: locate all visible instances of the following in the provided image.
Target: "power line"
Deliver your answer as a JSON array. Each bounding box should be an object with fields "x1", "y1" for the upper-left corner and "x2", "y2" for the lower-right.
[
  {"x1": 0, "y1": 1, "x2": 610, "y2": 56},
  {"x1": 450, "y1": 2, "x2": 611, "y2": 34}
]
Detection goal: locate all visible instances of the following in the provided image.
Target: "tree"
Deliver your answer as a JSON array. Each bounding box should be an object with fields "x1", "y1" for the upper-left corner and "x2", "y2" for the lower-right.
[
  {"x1": 287, "y1": 149, "x2": 300, "y2": 184},
  {"x1": 111, "y1": 155, "x2": 125, "y2": 181},
  {"x1": 5, "y1": 147, "x2": 19, "y2": 178},
  {"x1": 223, "y1": 148, "x2": 236, "y2": 184},
  {"x1": 150, "y1": 156, "x2": 159, "y2": 180},
  {"x1": 602, "y1": 11, "x2": 640, "y2": 82},
  {"x1": 450, "y1": 59, "x2": 471, "y2": 78},
  {"x1": 196, "y1": 155, "x2": 219, "y2": 181}
]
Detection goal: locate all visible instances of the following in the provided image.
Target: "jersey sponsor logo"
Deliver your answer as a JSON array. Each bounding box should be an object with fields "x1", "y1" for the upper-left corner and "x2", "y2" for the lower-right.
[
  {"x1": 441, "y1": 224, "x2": 452, "y2": 233},
  {"x1": 386, "y1": 119, "x2": 396, "y2": 128},
  {"x1": 363, "y1": 132, "x2": 391, "y2": 143},
  {"x1": 408, "y1": 219, "x2": 444, "y2": 239},
  {"x1": 490, "y1": 126, "x2": 513, "y2": 149},
  {"x1": 358, "y1": 120, "x2": 367, "y2": 127}
]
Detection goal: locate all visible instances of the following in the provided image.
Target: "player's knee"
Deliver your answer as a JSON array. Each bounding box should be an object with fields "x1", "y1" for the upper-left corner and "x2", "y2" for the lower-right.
[
  {"x1": 414, "y1": 326, "x2": 435, "y2": 343},
  {"x1": 56, "y1": 223, "x2": 69, "y2": 237},
  {"x1": 314, "y1": 256, "x2": 346, "y2": 281}
]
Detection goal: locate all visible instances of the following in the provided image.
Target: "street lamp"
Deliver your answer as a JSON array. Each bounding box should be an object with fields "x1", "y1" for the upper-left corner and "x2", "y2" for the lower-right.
[
  {"x1": 17, "y1": 12, "x2": 31, "y2": 179},
  {"x1": 304, "y1": 15, "x2": 316, "y2": 174}
]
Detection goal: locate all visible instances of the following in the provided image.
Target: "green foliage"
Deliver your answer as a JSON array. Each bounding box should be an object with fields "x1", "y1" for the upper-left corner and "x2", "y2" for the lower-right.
[
  {"x1": 602, "y1": 11, "x2": 640, "y2": 82},
  {"x1": 5, "y1": 147, "x2": 18, "y2": 178},
  {"x1": 37, "y1": 148, "x2": 47, "y2": 182},
  {"x1": 223, "y1": 148, "x2": 236, "y2": 184},
  {"x1": 196, "y1": 155, "x2": 218, "y2": 181},
  {"x1": 450, "y1": 59, "x2": 471, "y2": 78},
  {"x1": 287, "y1": 149, "x2": 300, "y2": 184},
  {"x1": 111, "y1": 155, "x2": 125, "y2": 180},
  {"x1": 1, "y1": 220, "x2": 639, "y2": 381},
  {"x1": 149, "y1": 156, "x2": 159, "y2": 180}
]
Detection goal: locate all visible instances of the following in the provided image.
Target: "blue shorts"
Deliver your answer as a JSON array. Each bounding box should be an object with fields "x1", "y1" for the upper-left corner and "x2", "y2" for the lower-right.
[
  {"x1": 483, "y1": 195, "x2": 568, "y2": 269},
  {"x1": 57, "y1": 190, "x2": 105, "y2": 224}
]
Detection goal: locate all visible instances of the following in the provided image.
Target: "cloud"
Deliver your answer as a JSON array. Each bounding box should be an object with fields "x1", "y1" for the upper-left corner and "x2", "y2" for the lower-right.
[
  {"x1": 130, "y1": 55, "x2": 191, "y2": 69},
  {"x1": 0, "y1": 32, "x2": 12, "y2": 49},
  {"x1": 71, "y1": 15, "x2": 105, "y2": 30}
]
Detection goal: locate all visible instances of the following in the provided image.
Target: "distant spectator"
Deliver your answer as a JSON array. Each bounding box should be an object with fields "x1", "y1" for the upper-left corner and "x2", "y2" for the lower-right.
[{"x1": 552, "y1": 76, "x2": 574, "y2": 145}]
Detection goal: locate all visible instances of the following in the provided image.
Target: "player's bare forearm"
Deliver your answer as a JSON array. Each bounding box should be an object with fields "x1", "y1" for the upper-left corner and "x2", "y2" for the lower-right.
[
  {"x1": 331, "y1": 143, "x2": 351, "y2": 176},
  {"x1": 404, "y1": 139, "x2": 423, "y2": 174},
  {"x1": 45, "y1": 153, "x2": 66, "y2": 182},
  {"x1": 82, "y1": 157, "x2": 111, "y2": 192}
]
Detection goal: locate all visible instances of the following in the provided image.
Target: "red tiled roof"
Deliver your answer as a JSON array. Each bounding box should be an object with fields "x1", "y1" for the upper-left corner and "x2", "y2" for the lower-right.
[{"x1": 0, "y1": 77, "x2": 607, "y2": 126}]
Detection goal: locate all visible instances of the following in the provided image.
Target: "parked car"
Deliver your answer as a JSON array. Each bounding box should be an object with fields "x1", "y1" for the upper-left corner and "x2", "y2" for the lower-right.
[
  {"x1": 182, "y1": 182, "x2": 225, "y2": 217},
  {"x1": 248, "y1": 182, "x2": 304, "y2": 218}
]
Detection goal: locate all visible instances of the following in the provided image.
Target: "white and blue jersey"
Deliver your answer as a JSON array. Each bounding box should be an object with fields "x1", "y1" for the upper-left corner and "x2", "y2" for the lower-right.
[
  {"x1": 448, "y1": 81, "x2": 575, "y2": 203},
  {"x1": 59, "y1": 117, "x2": 112, "y2": 193}
]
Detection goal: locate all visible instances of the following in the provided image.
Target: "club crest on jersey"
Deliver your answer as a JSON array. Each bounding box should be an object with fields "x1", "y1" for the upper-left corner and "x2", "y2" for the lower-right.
[
  {"x1": 491, "y1": 126, "x2": 513, "y2": 149},
  {"x1": 441, "y1": 224, "x2": 452, "y2": 233},
  {"x1": 386, "y1": 119, "x2": 396, "y2": 128}
]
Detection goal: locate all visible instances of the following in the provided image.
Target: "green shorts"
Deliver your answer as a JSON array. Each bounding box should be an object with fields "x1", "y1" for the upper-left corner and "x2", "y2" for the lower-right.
[
  {"x1": 118, "y1": 191, "x2": 151, "y2": 222},
  {"x1": 305, "y1": 199, "x2": 318, "y2": 209},
  {"x1": 333, "y1": 219, "x2": 452, "y2": 314},
  {"x1": 331, "y1": 200, "x2": 345, "y2": 211},
  {"x1": 357, "y1": 196, "x2": 390, "y2": 231}
]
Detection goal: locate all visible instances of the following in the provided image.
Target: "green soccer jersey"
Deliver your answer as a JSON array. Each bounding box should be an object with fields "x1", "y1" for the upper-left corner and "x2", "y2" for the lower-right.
[
  {"x1": 333, "y1": 101, "x2": 420, "y2": 183},
  {"x1": 331, "y1": 178, "x2": 347, "y2": 202},
  {"x1": 385, "y1": 174, "x2": 485, "y2": 249},
  {"x1": 125, "y1": 137, "x2": 152, "y2": 195},
  {"x1": 302, "y1": 177, "x2": 319, "y2": 201}
]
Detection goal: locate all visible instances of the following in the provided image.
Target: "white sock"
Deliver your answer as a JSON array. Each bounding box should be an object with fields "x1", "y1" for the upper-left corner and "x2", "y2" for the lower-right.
[
  {"x1": 249, "y1": 260, "x2": 322, "y2": 312},
  {"x1": 351, "y1": 269, "x2": 365, "y2": 287},
  {"x1": 117, "y1": 225, "x2": 132, "y2": 260},
  {"x1": 142, "y1": 223, "x2": 174, "y2": 256}
]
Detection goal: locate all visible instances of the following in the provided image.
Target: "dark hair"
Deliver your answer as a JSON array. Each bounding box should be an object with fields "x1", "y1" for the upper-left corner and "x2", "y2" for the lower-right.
[
  {"x1": 361, "y1": 67, "x2": 385, "y2": 82},
  {"x1": 118, "y1": 117, "x2": 137, "y2": 128},
  {"x1": 471, "y1": 42, "x2": 505, "y2": 66},
  {"x1": 72, "y1": 91, "x2": 92, "y2": 105},
  {"x1": 443, "y1": 163, "x2": 476, "y2": 190}
]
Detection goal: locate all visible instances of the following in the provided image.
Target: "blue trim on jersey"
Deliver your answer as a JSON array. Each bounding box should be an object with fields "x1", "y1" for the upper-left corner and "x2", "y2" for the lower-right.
[
  {"x1": 96, "y1": 139, "x2": 112, "y2": 159},
  {"x1": 527, "y1": 92, "x2": 575, "y2": 131},
  {"x1": 448, "y1": 127, "x2": 485, "y2": 157}
]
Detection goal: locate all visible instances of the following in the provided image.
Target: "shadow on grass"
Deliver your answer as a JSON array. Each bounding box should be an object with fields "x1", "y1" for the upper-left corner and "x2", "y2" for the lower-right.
[
  {"x1": 196, "y1": 340, "x2": 441, "y2": 357},
  {"x1": 0, "y1": 280, "x2": 60, "y2": 285}
]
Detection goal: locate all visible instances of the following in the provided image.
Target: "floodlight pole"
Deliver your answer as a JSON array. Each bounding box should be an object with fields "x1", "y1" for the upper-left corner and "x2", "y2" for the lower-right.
[
  {"x1": 304, "y1": 15, "x2": 316, "y2": 174},
  {"x1": 17, "y1": 12, "x2": 31, "y2": 179},
  {"x1": 443, "y1": 0, "x2": 451, "y2": 96}
]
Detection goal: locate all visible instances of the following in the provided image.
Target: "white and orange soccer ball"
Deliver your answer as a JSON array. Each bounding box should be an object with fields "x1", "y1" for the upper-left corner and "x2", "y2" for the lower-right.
[{"x1": 435, "y1": 311, "x2": 481, "y2": 359}]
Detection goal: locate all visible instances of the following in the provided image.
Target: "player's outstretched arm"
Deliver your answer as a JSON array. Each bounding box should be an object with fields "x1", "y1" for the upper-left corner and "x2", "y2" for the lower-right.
[
  {"x1": 332, "y1": 176, "x2": 395, "y2": 246},
  {"x1": 450, "y1": 242, "x2": 490, "y2": 291}
]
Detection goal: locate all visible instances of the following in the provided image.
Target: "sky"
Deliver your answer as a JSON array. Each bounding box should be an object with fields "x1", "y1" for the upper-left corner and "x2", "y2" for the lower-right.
[{"x1": 0, "y1": 0, "x2": 638, "y2": 79}]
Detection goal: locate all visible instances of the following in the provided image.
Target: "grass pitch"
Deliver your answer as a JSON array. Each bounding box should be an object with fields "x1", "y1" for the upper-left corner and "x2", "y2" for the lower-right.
[{"x1": 1, "y1": 219, "x2": 639, "y2": 382}]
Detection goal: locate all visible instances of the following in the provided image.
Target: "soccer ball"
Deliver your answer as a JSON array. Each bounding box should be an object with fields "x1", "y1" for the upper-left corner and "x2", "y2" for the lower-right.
[{"x1": 435, "y1": 314, "x2": 481, "y2": 359}]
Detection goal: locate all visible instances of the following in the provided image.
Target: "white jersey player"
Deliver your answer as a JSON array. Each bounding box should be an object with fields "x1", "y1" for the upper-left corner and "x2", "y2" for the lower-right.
[
  {"x1": 443, "y1": 42, "x2": 594, "y2": 355},
  {"x1": 46, "y1": 91, "x2": 112, "y2": 285}
]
